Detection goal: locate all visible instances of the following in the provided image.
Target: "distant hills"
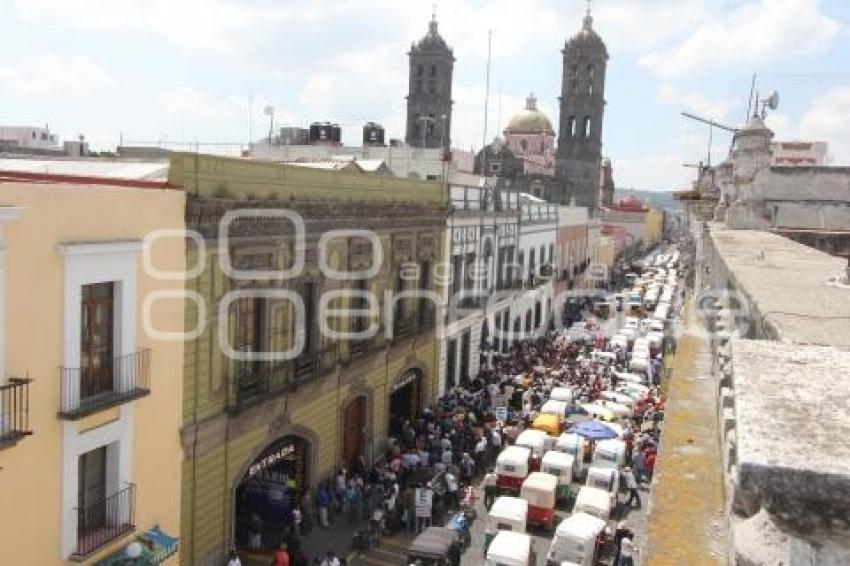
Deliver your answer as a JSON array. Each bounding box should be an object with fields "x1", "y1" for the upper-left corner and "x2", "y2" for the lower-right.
[{"x1": 613, "y1": 188, "x2": 684, "y2": 211}]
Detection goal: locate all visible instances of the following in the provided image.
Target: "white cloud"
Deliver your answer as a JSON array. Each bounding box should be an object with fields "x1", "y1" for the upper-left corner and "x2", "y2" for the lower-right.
[
  {"x1": 12, "y1": 0, "x2": 338, "y2": 57},
  {"x1": 799, "y1": 86, "x2": 850, "y2": 165},
  {"x1": 595, "y1": 0, "x2": 712, "y2": 54},
  {"x1": 615, "y1": 153, "x2": 693, "y2": 191},
  {"x1": 764, "y1": 112, "x2": 795, "y2": 139},
  {"x1": 0, "y1": 55, "x2": 116, "y2": 96},
  {"x1": 639, "y1": 0, "x2": 841, "y2": 79},
  {"x1": 656, "y1": 84, "x2": 738, "y2": 122}
]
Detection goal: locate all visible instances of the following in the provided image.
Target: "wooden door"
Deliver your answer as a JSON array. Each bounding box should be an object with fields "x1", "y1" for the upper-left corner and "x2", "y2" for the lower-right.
[{"x1": 342, "y1": 397, "x2": 366, "y2": 471}]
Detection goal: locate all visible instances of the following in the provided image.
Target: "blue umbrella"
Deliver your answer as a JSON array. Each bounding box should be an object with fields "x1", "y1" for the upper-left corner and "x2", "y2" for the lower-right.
[{"x1": 572, "y1": 420, "x2": 618, "y2": 440}]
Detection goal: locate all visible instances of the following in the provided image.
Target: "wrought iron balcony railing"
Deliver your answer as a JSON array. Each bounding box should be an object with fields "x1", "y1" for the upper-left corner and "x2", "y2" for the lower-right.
[
  {"x1": 71, "y1": 483, "x2": 136, "y2": 560},
  {"x1": 226, "y1": 362, "x2": 290, "y2": 413},
  {"x1": 292, "y1": 346, "x2": 338, "y2": 387},
  {"x1": 59, "y1": 350, "x2": 151, "y2": 420},
  {"x1": 349, "y1": 328, "x2": 385, "y2": 360},
  {"x1": 0, "y1": 377, "x2": 32, "y2": 448}
]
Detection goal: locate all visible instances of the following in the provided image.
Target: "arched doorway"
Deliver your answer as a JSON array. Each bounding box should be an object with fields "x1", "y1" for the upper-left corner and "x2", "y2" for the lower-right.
[
  {"x1": 234, "y1": 435, "x2": 310, "y2": 551},
  {"x1": 388, "y1": 370, "x2": 423, "y2": 438},
  {"x1": 341, "y1": 396, "x2": 367, "y2": 473}
]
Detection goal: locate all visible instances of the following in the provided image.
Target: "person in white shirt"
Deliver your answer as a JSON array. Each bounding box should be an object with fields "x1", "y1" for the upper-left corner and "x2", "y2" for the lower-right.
[
  {"x1": 618, "y1": 535, "x2": 635, "y2": 566},
  {"x1": 444, "y1": 471, "x2": 459, "y2": 509},
  {"x1": 226, "y1": 549, "x2": 242, "y2": 566},
  {"x1": 483, "y1": 469, "x2": 498, "y2": 509}
]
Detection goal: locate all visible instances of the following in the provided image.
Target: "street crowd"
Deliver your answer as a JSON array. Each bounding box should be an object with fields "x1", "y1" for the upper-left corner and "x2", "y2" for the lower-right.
[{"x1": 253, "y1": 267, "x2": 682, "y2": 566}]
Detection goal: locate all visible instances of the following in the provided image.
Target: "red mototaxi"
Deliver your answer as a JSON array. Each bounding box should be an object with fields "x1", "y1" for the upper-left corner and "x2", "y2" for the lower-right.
[{"x1": 520, "y1": 472, "x2": 558, "y2": 531}]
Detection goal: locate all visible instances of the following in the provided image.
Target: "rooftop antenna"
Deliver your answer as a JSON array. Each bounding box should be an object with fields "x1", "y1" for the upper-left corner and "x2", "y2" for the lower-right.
[
  {"x1": 681, "y1": 111, "x2": 737, "y2": 166},
  {"x1": 745, "y1": 73, "x2": 757, "y2": 121},
  {"x1": 248, "y1": 91, "x2": 254, "y2": 145},
  {"x1": 759, "y1": 91, "x2": 780, "y2": 119},
  {"x1": 496, "y1": 84, "x2": 503, "y2": 134}
]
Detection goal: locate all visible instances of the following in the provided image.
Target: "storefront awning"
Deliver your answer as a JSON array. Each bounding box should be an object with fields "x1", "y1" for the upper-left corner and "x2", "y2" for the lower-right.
[{"x1": 94, "y1": 527, "x2": 179, "y2": 565}]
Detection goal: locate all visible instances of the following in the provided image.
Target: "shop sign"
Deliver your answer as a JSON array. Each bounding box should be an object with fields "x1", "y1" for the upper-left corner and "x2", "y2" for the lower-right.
[
  {"x1": 393, "y1": 371, "x2": 419, "y2": 393},
  {"x1": 415, "y1": 488, "x2": 433, "y2": 518},
  {"x1": 248, "y1": 443, "x2": 296, "y2": 478}
]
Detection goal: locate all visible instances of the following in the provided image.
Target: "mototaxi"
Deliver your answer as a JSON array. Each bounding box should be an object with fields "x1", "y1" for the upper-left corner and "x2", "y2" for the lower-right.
[
  {"x1": 495, "y1": 446, "x2": 531, "y2": 493},
  {"x1": 520, "y1": 472, "x2": 558, "y2": 531}
]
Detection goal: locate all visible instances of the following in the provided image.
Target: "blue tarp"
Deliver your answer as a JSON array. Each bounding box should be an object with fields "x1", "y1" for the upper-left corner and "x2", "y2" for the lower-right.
[{"x1": 572, "y1": 420, "x2": 618, "y2": 440}]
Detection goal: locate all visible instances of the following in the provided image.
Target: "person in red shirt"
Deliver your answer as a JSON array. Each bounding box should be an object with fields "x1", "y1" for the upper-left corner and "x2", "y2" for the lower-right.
[
  {"x1": 273, "y1": 543, "x2": 290, "y2": 566},
  {"x1": 644, "y1": 448, "x2": 657, "y2": 482}
]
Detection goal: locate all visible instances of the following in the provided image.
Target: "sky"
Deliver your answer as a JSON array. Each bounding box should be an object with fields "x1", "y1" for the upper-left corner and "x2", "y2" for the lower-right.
[{"x1": 1, "y1": 0, "x2": 848, "y2": 190}]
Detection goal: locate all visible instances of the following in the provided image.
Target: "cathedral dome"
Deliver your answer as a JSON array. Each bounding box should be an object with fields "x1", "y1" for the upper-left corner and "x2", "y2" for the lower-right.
[{"x1": 506, "y1": 94, "x2": 553, "y2": 133}]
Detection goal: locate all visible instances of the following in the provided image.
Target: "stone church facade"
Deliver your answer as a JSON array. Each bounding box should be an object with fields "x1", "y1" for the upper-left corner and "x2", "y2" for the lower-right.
[
  {"x1": 405, "y1": 15, "x2": 455, "y2": 149},
  {"x1": 555, "y1": 9, "x2": 608, "y2": 209}
]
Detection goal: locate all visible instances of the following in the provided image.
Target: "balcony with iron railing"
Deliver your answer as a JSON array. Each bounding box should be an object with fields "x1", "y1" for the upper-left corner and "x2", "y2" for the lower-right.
[
  {"x1": 59, "y1": 350, "x2": 151, "y2": 420},
  {"x1": 348, "y1": 325, "x2": 386, "y2": 361},
  {"x1": 226, "y1": 362, "x2": 290, "y2": 413},
  {"x1": 0, "y1": 376, "x2": 32, "y2": 449},
  {"x1": 70, "y1": 483, "x2": 136, "y2": 561},
  {"x1": 291, "y1": 345, "x2": 338, "y2": 387}
]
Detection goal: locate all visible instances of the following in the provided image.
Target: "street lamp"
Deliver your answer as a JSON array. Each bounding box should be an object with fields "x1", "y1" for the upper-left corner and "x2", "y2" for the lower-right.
[{"x1": 263, "y1": 105, "x2": 275, "y2": 145}]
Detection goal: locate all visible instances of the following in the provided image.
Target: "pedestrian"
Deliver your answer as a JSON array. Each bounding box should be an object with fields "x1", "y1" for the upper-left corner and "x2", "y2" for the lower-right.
[
  {"x1": 644, "y1": 448, "x2": 657, "y2": 483},
  {"x1": 334, "y1": 469, "x2": 346, "y2": 511},
  {"x1": 623, "y1": 467, "x2": 641, "y2": 508},
  {"x1": 320, "y1": 551, "x2": 341, "y2": 566},
  {"x1": 317, "y1": 483, "x2": 331, "y2": 528},
  {"x1": 346, "y1": 482, "x2": 360, "y2": 524},
  {"x1": 287, "y1": 506, "x2": 299, "y2": 536},
  {"x1": 402, "y1": 486, "x2": 416, "y2": 533},
  {"x1": 369, "y1": 504, "x2": 384, "y2": 547},
  {"x1": 619, "y1": 534, "x2": 635, "y2": 566},
  {"x1": 226, "y1": 549, "x2": 242, "y2": 566},
  {"x1": 444, "y1": 469, "x2": 459, "y2": 509},
  {"x1": 633, "y1": 449, "x2": 646, "y2": 485},
  {"x1": 272, "y1": 543, "x2": 290, "y2": 566},
  {"x1": 300, "y1": 489, "x2": 313, "y2": 534},
  {"x1": 474, "y1": 435, "x2": 487, "y2": 469},
  {"x1": 483, "y1": 468, "x2": 498, "y2": 510},
  {"x1": 459, "y1": 452, "x2": 474, "y2": 484}
]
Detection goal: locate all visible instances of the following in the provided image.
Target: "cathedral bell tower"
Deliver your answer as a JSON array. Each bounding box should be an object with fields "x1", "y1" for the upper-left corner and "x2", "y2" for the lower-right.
[
  {"x1": 556, "y1": 4, "x2": 608, "y2": 208},
  {"x1": 405, "y1": 13, "x2": 455, "y2": 149}
]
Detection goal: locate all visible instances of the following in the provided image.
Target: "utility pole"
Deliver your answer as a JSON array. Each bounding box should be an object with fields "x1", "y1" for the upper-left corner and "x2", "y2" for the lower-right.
[{"x1": 480, "y1": 30, "x2": 492, "y2": 176}]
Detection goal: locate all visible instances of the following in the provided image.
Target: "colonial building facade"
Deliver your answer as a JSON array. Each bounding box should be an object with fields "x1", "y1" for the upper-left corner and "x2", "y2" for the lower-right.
[
  {"x1": 439, "y1": 178, "x2": 522, "y2": 393},
  {"x1": 0, "y1": 166, "x2": 184, "y2": 565},
  {"x1": 172, "y1": 154, "x2": 446, "y2": 565}
]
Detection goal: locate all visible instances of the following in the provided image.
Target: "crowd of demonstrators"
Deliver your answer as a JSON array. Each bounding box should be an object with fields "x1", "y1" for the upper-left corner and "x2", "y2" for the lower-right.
[{"x1": 261, "y1": 286, "x2": 672, "y2": 564}]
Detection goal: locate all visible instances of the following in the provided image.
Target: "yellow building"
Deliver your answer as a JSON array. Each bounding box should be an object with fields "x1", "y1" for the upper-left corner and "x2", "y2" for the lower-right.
[
  {"x1": 643, "y1": 207, "x2": 664, "y2": 245},
  {"x1": 172, "y1": 154, "x2": 447, "y2": 565},
  {"x1": 0, "y1": 168, "x2": 184, "y2": 564}
]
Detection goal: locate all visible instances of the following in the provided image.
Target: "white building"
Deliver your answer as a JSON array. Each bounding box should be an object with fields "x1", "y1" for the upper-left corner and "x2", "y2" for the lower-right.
[
  {"x1": 0, "y1": 125, "x2": 60, "y2": 151},
  {"x1": 509, "y1": 194, "x2": 557, "y2": 344},
  {"x1": 771, "y1": 140, "x2": 829, "y2": 166},
  {"x1": 438, "y1": 176, "x2": 523, "y2": 393}
]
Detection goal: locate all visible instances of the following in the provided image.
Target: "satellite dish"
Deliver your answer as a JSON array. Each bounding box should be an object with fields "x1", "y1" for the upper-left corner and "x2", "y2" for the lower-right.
[{"x1": 766, "y1": 91, "x2": 779, "y2": 110}]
